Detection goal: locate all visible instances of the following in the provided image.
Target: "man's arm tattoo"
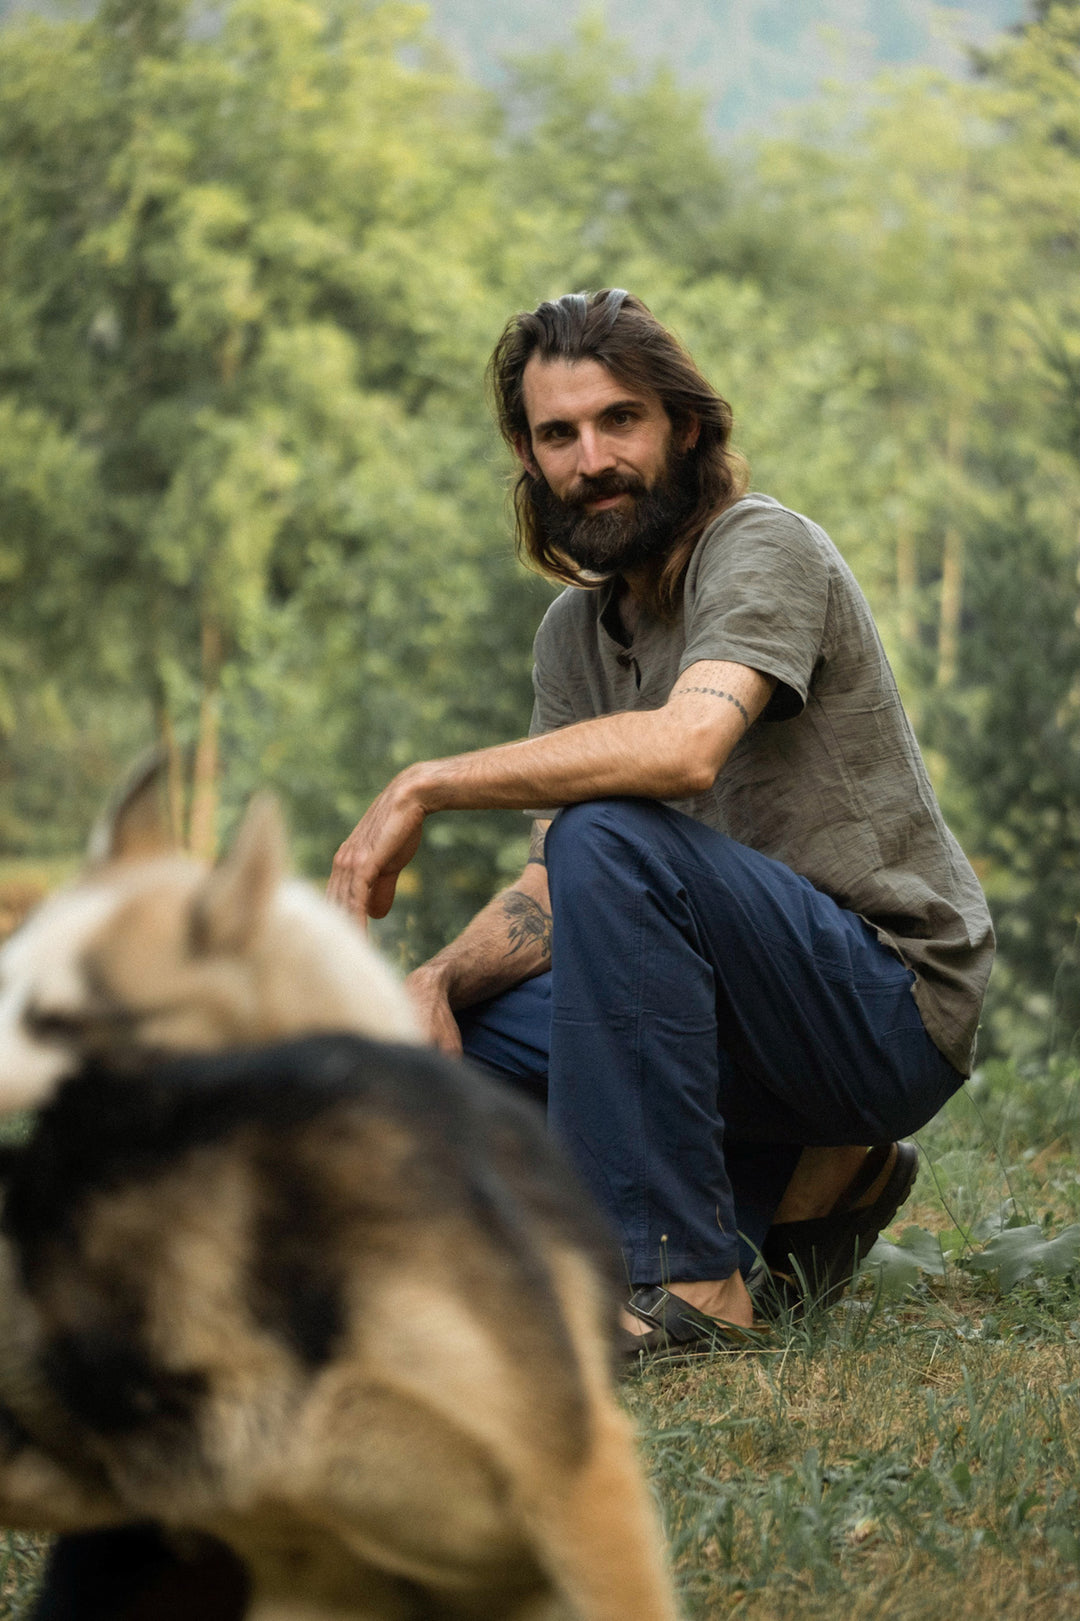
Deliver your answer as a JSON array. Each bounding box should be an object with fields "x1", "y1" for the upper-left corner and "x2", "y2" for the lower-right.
[
  {"x1": 672, "y1": 685, "x2": 752, "y2": 729},
  {"x1": 501, "y1": 891, "x2": 553, "y2": 958},
  {"x1": 526, "y1": 820, "x2": 549, "y2": 868}
]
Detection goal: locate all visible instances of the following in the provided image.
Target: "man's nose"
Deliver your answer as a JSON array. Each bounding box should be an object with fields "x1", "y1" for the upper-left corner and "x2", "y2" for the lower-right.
[{"x1": 574, "y1": 428, "x2": 616, "y2": 478}]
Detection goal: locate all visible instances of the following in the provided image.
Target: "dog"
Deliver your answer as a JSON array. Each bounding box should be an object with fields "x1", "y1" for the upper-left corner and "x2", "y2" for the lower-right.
[{"x1": 0, "y1": 761, "x2": 679, "y2": 1621}]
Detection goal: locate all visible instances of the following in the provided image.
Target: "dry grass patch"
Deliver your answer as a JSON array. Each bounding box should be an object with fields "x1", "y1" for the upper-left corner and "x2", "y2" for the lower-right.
[
  {"x1": 624, "y1": 1094, "x2": 1080, "y2": 1621},
  {"x1": 627, "y1": 1320, "x2": 1080, "y2": 1617}
]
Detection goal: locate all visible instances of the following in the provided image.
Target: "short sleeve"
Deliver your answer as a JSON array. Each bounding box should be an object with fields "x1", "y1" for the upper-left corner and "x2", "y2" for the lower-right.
[
  {"x1": 529, "y1": 609, "x2": 579, "y2": 738},
  {"x1": 680, "y1": 504, "x2": 829, "y2": 721}
]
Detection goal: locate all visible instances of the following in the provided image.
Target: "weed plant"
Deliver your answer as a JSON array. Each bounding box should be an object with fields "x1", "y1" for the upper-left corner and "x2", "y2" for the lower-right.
[{"x1": 1, "y1": 1059, "x2": 1079, "y2": 1616}]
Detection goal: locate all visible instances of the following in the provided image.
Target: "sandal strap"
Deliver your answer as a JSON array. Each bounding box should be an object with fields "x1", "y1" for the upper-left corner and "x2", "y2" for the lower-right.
[
  {"x1": 835, "y1": 1142, "x2": 894, "y2": 1213},
  {"x1": 627, "y1": 1285, "x2": 715, "y2": 1342},
  {"x1": 627, "y1": 1286, "x2": 765, "y2": 1348}
]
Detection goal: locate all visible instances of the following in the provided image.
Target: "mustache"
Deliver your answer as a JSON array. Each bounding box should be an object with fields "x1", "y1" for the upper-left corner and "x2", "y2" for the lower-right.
[{"x1": 560, "y1": 471, "x2": 648, "y2": 508}]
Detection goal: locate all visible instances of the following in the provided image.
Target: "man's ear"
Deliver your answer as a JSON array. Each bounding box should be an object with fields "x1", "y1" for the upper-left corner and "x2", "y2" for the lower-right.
[
  {"x1": 513, "y1": 433, "x2": 539, "y2": 476},
  {"x1": 680, "y1": 415, "x2": 701, "y2": 453}
]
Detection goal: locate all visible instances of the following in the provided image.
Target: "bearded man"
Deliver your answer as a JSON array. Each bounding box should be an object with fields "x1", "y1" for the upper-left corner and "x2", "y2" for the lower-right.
[{"x1": 329, "y1": 289, "x2": 994, "y2": 1354}]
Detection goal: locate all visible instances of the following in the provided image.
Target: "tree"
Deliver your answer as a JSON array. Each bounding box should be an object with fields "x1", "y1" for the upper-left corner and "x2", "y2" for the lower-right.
[
  {"x1": 0, "y1": 0, "x2": 516, "y2": 867},
  {"x1": 3, "y1": 0, "x2": 1076, "y2": 1012},
  {"x1": 928, "y1": 2, "x2": 1080, "y2": 1052}
]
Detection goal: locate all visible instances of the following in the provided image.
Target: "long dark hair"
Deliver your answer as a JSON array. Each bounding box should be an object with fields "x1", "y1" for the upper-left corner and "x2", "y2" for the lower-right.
[{"x1": 487, "y1": 289, "x2": 749, "y2": 618}]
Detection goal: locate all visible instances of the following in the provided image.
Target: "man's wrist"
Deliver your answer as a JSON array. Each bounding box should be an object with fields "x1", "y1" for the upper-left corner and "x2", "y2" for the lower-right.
[
  {"x1": 407, "y1": 956, "x2": 452, "y2": 990},
  {"x1": 407, "y1": 955, "x2": 460, "y2": 1007},
  {"x1": 397, "y1": 759, "x2": 454, "y2": 816}
]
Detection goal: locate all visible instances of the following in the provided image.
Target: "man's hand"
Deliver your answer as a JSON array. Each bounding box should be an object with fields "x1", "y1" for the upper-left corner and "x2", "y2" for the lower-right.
[
  {"x1": 405, "y1": 963, "x2": 464, "y2": 1055},
  {"x1": 394, "y1": 825, "x2": 553, "y2": 1057},
  {"x1": 327, "y1": 660, "x2": 774, "y2": 921},
  {"x1": 327, "y1": 772, "x2": 427, "y2": 922}
]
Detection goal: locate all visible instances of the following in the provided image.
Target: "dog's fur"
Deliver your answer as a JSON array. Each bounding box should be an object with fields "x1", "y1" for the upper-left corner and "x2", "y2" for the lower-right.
[{"x1": 0, "y1": 765, "x2": 679, "y2": 1621}]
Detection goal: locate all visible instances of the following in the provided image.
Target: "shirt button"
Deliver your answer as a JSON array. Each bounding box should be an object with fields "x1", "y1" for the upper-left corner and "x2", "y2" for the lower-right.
[{"x1": 616, "y1": 653, "x2": 632, "y2": 668}]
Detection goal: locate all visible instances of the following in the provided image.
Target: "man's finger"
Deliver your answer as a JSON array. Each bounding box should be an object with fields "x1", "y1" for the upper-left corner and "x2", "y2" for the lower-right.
[
  {"x1": 367, "y1": 871, "x2": 398, "y2": 920},
  {"x1": 325, "y1": 865, "x2": 355, "y2": 911},
  {"x1": 326, "y1": 855, "x2": 371, "y2": 926}
]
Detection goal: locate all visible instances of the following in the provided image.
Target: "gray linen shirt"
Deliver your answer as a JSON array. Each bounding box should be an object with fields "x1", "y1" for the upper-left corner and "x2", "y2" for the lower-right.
[{"x1": 528, "y1": 493, "x2": 994, "y2": 1076}]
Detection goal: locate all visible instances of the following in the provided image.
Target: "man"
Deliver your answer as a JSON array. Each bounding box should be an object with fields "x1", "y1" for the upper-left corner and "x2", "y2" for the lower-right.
[{"x1": 328, "y1": 289, "x2": 994, "y2": 1352}]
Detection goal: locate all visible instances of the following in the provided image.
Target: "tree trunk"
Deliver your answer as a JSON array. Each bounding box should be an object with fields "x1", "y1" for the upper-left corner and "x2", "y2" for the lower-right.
[
  {"x1": 887, "y1": 397, "x2": 919, "y2": 663},
  {"x1": 896, "y1": 504, "x2": 919, "y2": 652},
  {"x1": 937, "y1": 526, "x2": 963, "y2": 687},
  {"x1": 936, "y1": 409, "x2": 966, "y2": 688},
  {"x1": 153, "y1": 695, "x2": 187, "y2": 846},
  {"x1": 188, "y1": 615, "x2": 223, "y2": 861}
]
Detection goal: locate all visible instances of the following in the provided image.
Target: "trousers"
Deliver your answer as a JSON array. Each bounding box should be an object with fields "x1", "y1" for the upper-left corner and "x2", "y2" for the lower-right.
[{"x1": 458, "y1": 798, "x2": 961, "y2": 1284}]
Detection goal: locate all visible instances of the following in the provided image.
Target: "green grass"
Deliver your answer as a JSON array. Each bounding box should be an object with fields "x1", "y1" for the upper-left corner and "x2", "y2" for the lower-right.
[
  {"x1": 0, "y1": 1536, "x2": 48, "y2": 1619},
  {"x1": 2, "y1": 1058, "x2": 1079, "y2": 1617},
  {"x1": 626, "y1": 1058, "x2": 1080, "y2": 1618}
]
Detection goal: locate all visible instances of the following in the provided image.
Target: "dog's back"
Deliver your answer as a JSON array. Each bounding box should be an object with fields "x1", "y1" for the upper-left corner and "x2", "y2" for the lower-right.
[
  {"x1": 0, "y1": 762, "x2": 679, "y2": 1619},
  {"x1": 0, "y1": 1038, "x2": 677, "y2": 1620}
]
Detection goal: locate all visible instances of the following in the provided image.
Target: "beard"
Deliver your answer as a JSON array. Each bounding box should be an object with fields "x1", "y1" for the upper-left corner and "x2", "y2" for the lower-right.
[{"x1": 526, "y1": 447, "x2": 699, "y2": 576}]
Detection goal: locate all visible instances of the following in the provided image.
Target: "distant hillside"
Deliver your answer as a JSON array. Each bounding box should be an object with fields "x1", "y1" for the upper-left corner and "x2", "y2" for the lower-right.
[
  {"x1": 0, "y1": 0, "x2": 1032, "y2": 134},
  {"x1": 426, "y1": 0, "x2": 1029, "y2": 134}
]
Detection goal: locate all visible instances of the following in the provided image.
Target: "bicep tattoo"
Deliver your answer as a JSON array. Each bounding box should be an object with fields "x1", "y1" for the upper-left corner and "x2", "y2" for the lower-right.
[
  {"x1": 501, "y1": 891, "x2": 553, "y2": 959},
  {"x1": 671, "y1": 685, "x2": 752, "y2": 730}
]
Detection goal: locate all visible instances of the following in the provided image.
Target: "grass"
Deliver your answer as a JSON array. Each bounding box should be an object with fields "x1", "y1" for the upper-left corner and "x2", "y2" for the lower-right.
[
  {"x1": 627, "y1": 1279, "x2": 1080, "y2": 1618},
  {"x1": 626, "y1": 1058, "x2": 1080, "y2": 1618},
  {"x1": 0, "y1": 1537, "x2": 49, "y2": 1619},
  {"x1": 1, "y1": 1058, "x2": 1079, "y2": 1618}
]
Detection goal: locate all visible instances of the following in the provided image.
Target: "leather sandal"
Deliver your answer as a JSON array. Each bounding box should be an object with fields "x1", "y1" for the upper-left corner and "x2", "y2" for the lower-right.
[
  {"x1": 755, "y1": 1140, "x2": 919, "y2": 1316},
  {"x1": 620, "y1": 1284, "x2": 767, "y2": 1365}
]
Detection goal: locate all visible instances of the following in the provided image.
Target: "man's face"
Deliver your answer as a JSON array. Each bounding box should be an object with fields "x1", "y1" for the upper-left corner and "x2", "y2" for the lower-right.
[{"x1": 517, "y1": 357, "x2": 698, "y2": 574}]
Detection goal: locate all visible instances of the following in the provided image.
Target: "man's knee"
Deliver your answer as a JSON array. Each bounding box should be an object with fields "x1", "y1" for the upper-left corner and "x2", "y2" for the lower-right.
[
  {"x1": 544, "y1": 798, "x2": 741, "y2": 918},
  {"x1": 547, "y1": 797, "x2": 740, "y2": 876},
  {"x1": 546, "y1": 799, "x2": 777, "y2": 939},
  {"x1": 545, "y1": 798, "x2": 663, "y2": 886}
]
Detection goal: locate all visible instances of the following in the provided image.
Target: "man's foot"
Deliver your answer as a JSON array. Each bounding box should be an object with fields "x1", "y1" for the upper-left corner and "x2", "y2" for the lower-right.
[
  {"x1": 773, "y1": 1144, "x2": 882, "y2": 1223},
  {"x1": 756, "y1": 1141, "x2": 919, "y2": 1315},
  {"x1": 620, "y1": 1268, "x2": 754, "y2": 1338},
  {"x1": 620, "y1": 1284, "x2": 767, "y2": 1366}
]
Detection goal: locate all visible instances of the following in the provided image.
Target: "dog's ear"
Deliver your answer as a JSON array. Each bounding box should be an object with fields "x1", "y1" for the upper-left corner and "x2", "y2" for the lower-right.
[
  {"x1": 88, "y1": 749, "x2": 174, "y2": 866},
  {"x1": 189, "y1": 792, "x2": 287, "y2": 955}
]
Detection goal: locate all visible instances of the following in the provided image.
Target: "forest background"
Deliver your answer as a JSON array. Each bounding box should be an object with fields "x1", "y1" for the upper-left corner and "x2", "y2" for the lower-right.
[{"x1": 0, "y1": 0, "x2": 1078, "y2": 1063}]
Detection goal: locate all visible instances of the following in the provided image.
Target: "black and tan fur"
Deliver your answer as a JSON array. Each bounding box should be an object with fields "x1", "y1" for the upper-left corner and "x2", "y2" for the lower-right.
[{"x1": 0, "y1": 765, "x2": 679, "y2": 1620}]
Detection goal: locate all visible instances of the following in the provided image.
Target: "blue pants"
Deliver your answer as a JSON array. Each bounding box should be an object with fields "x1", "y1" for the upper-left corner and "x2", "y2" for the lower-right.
[{"x1": 459, "y1": 799, "x2": 961, "y2": 1285}]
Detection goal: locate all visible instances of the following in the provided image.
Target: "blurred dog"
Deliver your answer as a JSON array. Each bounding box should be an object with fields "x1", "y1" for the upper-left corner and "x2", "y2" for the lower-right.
[{"x1": 0, "y1": 762, "x2": 678, "y2": 1621}]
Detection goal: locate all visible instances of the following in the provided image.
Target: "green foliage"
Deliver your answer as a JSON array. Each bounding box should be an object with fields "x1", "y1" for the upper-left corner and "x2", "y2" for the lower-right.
[
  {"x1": 0, "y1": 0, "x2": 541, "y2": 945},
  {"x1": 864, "y1": 1226, "x2": 948, "y2": 1300},
  {"x1": 497, "y1": 17, "x2": 735, "y2": 290},
  {"x1": 0, "y1": 0, "x2": 1077, "y2": 991},
  {"x1": 964, "y1": 1223, "x2": 1080, "y2": 1291},
  {"x1": 925, "y1": 501, "x2": 1080, "y2": 1054},
  {"x1": 859, "y1": 1049, "x2": 1080, "y2": 1301},
  {"x1": 866, "y1": 1217, "x2": 1080, "y2": 1298}
]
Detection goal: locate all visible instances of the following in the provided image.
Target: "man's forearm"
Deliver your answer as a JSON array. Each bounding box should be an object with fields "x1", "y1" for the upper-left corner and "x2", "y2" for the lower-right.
[
  {"x1": 393, "y1": 661, "x2": 773, "y2": 821},
  {"x1": 403, "y1": 707, "x2": 716, "y2": 821},
  {"x1": 328, "y1": 661, "x2": 775, "y2": 921},
  {"x1": 411, "y1": 858, "x2": 552, "y2": 1013}
]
